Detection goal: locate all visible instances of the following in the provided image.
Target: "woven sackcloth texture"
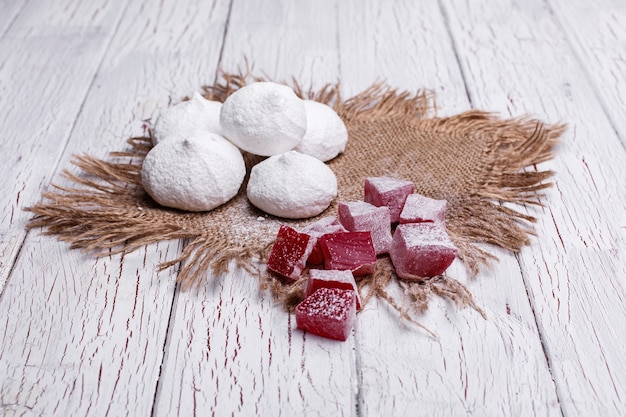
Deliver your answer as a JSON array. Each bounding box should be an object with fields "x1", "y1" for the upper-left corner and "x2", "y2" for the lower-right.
[{"x1": 26, "y1": 70, "x2": 565, "y2": 319}]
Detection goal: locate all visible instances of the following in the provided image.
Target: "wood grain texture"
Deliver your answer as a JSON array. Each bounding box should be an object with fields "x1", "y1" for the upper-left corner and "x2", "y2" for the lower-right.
[
  {"x1": 155, "y1": 266, "x2": 357, "y2": 417},
  {"x1": 338, "y1": 1, "x2": 560, "y2": 416},
  {"x1": 0, "y1": 0, "x2": 27, "y2": 38},
  {"x1": 441, "y1": 0, "x2": 626, "y2": 415},
  {"x1": 547, "y1": 0, "x2": 626, "y2": 148},
  {"x1": 154, "y1": 1, "x2": 357, "y2": 415},
  {"x1": 0, "y1": 239, "x2": 180, "y2": 416},
  {"x1": 0, "y1": 0, "x2": 131, "y2": 293},
  {"x1": 0, "y1": 0, "x2": 231, "y2": 415},
  {"x1": 0, "y1": 0, "x2": 624, "y2": 415}
]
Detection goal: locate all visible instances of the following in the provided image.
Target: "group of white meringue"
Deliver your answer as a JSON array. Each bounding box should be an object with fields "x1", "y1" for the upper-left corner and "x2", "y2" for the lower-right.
[{"x1": 142, "y1": 82, "x2": 348, "y2": 219}]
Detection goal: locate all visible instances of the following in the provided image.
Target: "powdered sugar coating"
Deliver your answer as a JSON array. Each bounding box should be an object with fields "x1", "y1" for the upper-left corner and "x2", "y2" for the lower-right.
[
  {"x1": 142, "y1": 133, "x2": 245, "y2": 212},
  {"x1": 338, "y1": 201, "x2": 392, "y2": 254},
  {"x1": 220, "y1": 82, "x2": 307, "y2": 156},
  {"x1": 294, "y1": 100, "x2": 348, "y2": 162},
  {"x1": 301, "y1": 216, "x2": 346, "y2": 236},
  {"x1": 247, "y1": 150, "x2": 338, "y2": 219},
  {"x1": 319, "y1": 231, "x2": 377, "y2": 276},
  {"x1": 152, "y1": 92, "x2": 222, "y2": 145},
  {"x1": 306, "y1": 269, "x2": 362, "y2": 310},
  {"x1": 399, "y1": 193, "x2": 447, "y2": 224},
  {"x1": 301, "y1": 216, "x2": 347, "y2": 265},
  {"x1": 295, "y1": 287, "x2": 357, "y2": 341},
  {"x1": 364, "y1": 176, "x2": 414, "y2": 223},
  {"x1": 267, "y1": 225, "x2": 315, "y2": 281},
  {"x1": 390, "y1": 223, "x2": 457, "y2": 278}
]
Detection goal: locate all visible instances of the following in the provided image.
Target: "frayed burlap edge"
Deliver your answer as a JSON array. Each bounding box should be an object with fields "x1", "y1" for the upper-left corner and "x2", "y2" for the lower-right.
[{"x1": 26, "y1": 66, "x2": 565, "y2": 332}]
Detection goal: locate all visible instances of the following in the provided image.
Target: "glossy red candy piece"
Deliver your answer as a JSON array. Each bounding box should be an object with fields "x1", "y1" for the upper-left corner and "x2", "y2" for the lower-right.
[
  {"x1": 319, "y1": 231, "x2": 376, "y2": 276},
  {"x1": 390, "y1": 223, "x2": 457, "y2": 278},
  {"x1": 306, "y1": 269, "x2": 362, "y2": 310},
  {"x1": 338, "y1": 201, "x2": 392, "y2": 255},
  {"x1": 364, "y1": 176, "x2": 414, "y2": 223},
  {"x1": 301, "y1": 216, "x2": 347, "y2": 266},
  {"x1": 399, "y1": 193, "x2": 447, "y2": 224},
  {"x1": 267, "y1": 225, "x2": 315, "y2": 281},
  {"x1": 295, "y1": 288, "x2": 357, "y2": 341}
]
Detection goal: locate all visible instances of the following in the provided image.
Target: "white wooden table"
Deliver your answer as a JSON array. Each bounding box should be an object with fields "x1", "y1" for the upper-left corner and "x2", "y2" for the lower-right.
[{"x1": 1, "y1": 0, "x2": 625, "y2": 415}]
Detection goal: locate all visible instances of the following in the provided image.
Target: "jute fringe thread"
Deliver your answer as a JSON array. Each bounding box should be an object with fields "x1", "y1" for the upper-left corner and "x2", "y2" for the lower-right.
[{"x1": 26, "y1": 68, "x2": 565, "y2": 323}]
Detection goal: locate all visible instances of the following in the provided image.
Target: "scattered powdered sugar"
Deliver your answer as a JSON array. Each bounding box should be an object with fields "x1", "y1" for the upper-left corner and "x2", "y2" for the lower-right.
[
  {"x1": 142, "y1": 133, "x2": 245, "y2": 212},
  {"x1": 247, "y1": 150, "x2": 338, "y2": 219},
  {"x1": 220, "y1": 82, "x2": 307, "y2": 156},
  {"x1": 295, "y1": 100, "x2": 348, "y2": 162},
  {"x1": 152, "y1": 92, "x2": 222, "y2": 145}
]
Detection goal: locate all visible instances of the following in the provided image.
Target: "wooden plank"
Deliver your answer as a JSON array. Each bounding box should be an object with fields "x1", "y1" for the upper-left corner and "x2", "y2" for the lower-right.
[
  {"x1": 0, "y1": 238, "x2": 181, "y2": 416},
  {"x1": 547, "y1": 0, "x2": 626, "y2": 147},
  {"x1": 0, "y1": 0, "x2": 28, "y2": 37},
  {"x1": 0, "y1": 0, "x2": 232, "y2": 415},
  {"x1": 337, "y1": 1, "x2": 562, "y2": 415},
  {"x1": 0, "y1": 0, "x2": 130, "y2": 293},
  {"x1": 441, "y1": 0, "x2": 626, "y2": 415},
  {"x1": 219, "y1": 0, "x2": 339, "y2": 90},
  {"x1": 152, "y1": 1, "x2": 358, "y2": 415}
]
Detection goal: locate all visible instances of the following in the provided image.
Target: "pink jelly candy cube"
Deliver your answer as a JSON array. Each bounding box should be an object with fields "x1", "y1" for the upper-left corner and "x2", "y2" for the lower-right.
[
  {"x1": 364, "y1": 176, "x2": 415, "y2": 223},
  {"x1": 267, "y1": 225, "x2": 315, "y2": 281},
  {"x1": 390, "y1": 223, "x2": 457, "y2": 278},
  {"x1": 338, "y1": 201, "x2": 392, "y2": 255},
  {"x1": 319, "y1": 232, "x2": 377, "y2": 276},
  {"x1": 306, "y1": 269, "x2": 362, "y2": 310},
  {"x1": 295, "y1": 287, "x2": 357, "y2": 341},
  {"x1": 301, "y1": 217, "x2": 347, "y2": 266},
  {"x1": 399, "y1": 193, "x2": 447, "y2": 224}
]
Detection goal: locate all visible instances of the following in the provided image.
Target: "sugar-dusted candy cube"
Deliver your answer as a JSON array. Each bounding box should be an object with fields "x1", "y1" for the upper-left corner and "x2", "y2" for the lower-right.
[
  {"x1": 267, "y1": 225, "x2": 315, "y2": 281},
  {"x1": 390, "y1": 223, "x2": 457, "y2": 278},
  {"x1": 319, "y1": 231, "x2": 377, "y2": 276},
  {"x1": 301, "y1": 216, "x2": 347, "y2": 265},
  {"x1": 306, "y1": 269, "x2": 362, "y2": 310},
  {"x1": 295, "y1": 288, "x2": 357, "y2": 341},
  {"x1": 399, "y1": 193, "x2": 447, "y2": 224},
  {"x1": 338, "y1": 201, "x2": 392, "y2": 254},
  {"x1": 364, "y1": 176, "x2": 414, "y2": 223}
]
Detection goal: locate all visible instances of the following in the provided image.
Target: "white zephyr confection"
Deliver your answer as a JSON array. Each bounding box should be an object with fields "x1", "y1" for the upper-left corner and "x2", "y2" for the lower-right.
[
  {"x1": 151, "y1": 92, "x2": 222, "y2": 145},
  {"x1": 247, "y1": 150, "x2": 338, "y2": 219},
  {"x1": 295, "y1": 100, "x2": 348, "y2": 161},
  {"x1": 142, "y1": 133, "x2": 245, "y2": 212},
  {"x1": 220, "y1": 82, "x2": 307, "y2": 156}
]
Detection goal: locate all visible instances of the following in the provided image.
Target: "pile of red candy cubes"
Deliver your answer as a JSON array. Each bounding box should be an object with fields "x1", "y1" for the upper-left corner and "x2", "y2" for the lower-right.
[{"x1": 266, "y1": 176, "x2": 458, "y2": 341}]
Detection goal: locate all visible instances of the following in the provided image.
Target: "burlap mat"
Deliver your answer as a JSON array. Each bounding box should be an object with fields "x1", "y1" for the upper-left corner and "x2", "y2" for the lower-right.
[{"x1": 26, "y1": 70, "x2": 564, "y2": 324}]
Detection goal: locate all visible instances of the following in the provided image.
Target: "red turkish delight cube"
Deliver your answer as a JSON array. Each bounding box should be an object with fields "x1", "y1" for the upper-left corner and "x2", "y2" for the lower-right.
[
  {"x1": 338, "y1": 201, "x2": 392, "y2": 255},
  {"x1": 389, "y1": 223, "x2": 457, "y2": 278},
  {"x1": 295, "y1": 287, "x2": 357, "y2": 341},
  {"x1": 364, "y1": 176, "x2": 414, "y2": 223},
  {"x1": 267, "y1": 225, "x2": 315, "y2": 281},
  {"x1": 399, "y1": 193, "x2": 447, "y2": 224},
  {"x1": 306, "y1": 269, "x2": 362, "y2": 310},
  {"x1": 319, "y1": 231, "x2": 376, "y2": 276},
  {"x1": 301, "y1": 216, "x2": 347, "y2": 265}
]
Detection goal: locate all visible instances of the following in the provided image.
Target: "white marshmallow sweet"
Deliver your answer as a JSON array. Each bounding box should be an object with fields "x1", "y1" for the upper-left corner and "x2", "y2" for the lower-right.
[
  {"x1": 220, "y1": 82, "x2": 307, "y2": 156},
  {"x1": 247, "y1": 150, "x2": 337, "y2": 219},
  {"x1": 295, "y1": 100, "x2": 348, "y2": 162},
  {"x1": 142, "y1": 133, "x2": 245, "y2": 212},
  {"x1": 152, "y1": 92, "x2": 222, "y2": 145}
]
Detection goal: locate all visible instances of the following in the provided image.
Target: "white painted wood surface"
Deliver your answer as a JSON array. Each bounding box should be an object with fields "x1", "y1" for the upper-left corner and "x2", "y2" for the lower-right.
[{"x1": 0, "y1": 0, "x2": 624, "y2": 416}]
